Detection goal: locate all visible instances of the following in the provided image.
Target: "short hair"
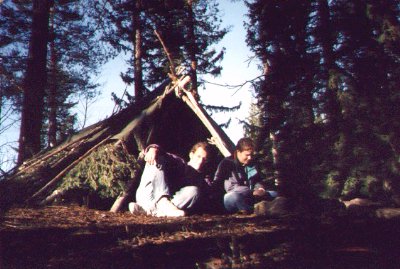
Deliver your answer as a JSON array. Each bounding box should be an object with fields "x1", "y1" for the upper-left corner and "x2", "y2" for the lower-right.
[
  {"x1": 190, "y1": 141, "x2": 210, "y2": 154},
  {"x1": 235, "y1": 137, "x2": 255, "y2": 152}
]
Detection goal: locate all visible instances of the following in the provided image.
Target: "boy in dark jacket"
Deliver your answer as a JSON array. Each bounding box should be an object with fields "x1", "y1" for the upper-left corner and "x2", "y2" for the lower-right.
[{"x1": 212, "y1": 137, "x2": 271, "y2": 213}]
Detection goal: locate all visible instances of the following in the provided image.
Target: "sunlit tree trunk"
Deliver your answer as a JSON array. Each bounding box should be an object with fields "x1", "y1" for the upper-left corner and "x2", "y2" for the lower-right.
[
  {"x1": 133, "y1": 0, "x2": 144, "y2": 100},
  {"x1": 47, "y1": 5, "x2": 57, "y2": 147},
  {"x1": 261, "y1": 53, "x2": 284, "y2": 192},
  {"x1": 185, "y1": 0, "x2": 198, "y2": 93}
]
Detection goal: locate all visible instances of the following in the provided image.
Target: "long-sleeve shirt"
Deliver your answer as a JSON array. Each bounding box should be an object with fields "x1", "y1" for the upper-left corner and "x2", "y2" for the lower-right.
[
  {"x1": 145, "y1": 144, "x2": 208, "y2": 192},
  {"x1": 212, "y1": 156, "x2": 265, "y2": 193}
]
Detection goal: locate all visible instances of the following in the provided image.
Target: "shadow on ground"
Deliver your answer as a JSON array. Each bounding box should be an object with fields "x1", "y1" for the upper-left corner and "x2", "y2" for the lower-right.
[{"x1": 1, "y1": 206, "x2": 400, "y2": 269}]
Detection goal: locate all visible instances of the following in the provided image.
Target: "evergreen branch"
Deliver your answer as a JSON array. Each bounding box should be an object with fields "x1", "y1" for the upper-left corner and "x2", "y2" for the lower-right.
[
  {"x1": 0, "y1": 59, "x2": 24, "y2": 92},
  {"x1": 202, "y1": 102, "x2": 241, "y2": 113},
  {"x1": 219, "y1": 118, "x2": 231, "y2": 129}
]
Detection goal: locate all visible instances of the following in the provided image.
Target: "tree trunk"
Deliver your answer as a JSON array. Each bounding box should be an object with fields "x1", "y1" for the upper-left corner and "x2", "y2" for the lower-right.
[
  {"x1": 48, "y1": 5, "x2": 57, "y2": 147},
  {"x1": 18, "y1": 0, "x2": 52, "y2": 164},
  {"x1": 257, "y1": 21, "x2": 285, "y2": 193},
  {"x1": 133, "y1": 0, "x2": 144, "y2": 100},
  {"x1": 185, "y1": 0, "x2": 198, "y2": 93}
]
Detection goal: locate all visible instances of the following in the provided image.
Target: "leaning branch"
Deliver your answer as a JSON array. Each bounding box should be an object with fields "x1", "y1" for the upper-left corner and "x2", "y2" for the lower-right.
[
  {"x1": 154, "y1": 29, "x2": 177, "y2": 79},
  {"x1": 178, "y1": 87, "x2": 235, "y2": 157}
]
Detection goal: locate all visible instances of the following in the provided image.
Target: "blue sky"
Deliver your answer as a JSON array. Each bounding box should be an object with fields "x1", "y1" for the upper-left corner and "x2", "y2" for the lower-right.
[{"x1": 90, "y1": 0, "x2": 260, "y2": 144}]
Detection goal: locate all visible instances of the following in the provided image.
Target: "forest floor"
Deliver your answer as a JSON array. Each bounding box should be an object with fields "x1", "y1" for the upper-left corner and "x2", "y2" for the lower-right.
[{"x1": 1, "y1": 205, "x2": 400, "y2": 269}]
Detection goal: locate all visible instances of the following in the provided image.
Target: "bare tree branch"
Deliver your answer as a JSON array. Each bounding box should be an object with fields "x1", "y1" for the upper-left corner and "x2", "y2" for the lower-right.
[{"x1": 200, "y1": 73, "x2": 264, "y2": 96}]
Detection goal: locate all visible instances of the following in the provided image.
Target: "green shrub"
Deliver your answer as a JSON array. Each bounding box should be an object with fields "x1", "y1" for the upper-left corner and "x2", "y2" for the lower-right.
[
  {"x1": 341, "y1": 176, "x2": 361, "y2": 199},
  {"x1": 60, "y1": 143, "x2": 142, "y2": 199},
  {"x1": 319, "y1": 171, "x2": 340, "y2": 199}
]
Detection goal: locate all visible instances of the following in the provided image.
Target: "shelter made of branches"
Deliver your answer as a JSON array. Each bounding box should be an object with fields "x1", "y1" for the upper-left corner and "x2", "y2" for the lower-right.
[{"x1": 0, "y1": 73, "x2": 235, "y2": 212}]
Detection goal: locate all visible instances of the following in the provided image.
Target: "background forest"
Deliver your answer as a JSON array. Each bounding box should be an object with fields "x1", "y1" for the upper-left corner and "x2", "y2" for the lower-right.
[{"x1": 0, "y1": 0, "x2": 400, "y2": 206}]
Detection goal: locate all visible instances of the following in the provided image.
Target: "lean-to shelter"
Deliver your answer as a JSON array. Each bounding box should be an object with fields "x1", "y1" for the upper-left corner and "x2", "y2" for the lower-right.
[{"x1": 0, "y1": 72, "x2": 235, "y2": 212}]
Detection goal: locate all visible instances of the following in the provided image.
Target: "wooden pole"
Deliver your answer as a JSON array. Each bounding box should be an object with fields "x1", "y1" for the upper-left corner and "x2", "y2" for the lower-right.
[{"x1": 180, "y1": 91, "x2": 234, "y2": 157}]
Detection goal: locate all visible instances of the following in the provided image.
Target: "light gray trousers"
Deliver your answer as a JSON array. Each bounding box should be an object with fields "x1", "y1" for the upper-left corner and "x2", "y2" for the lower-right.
[{"x1": 135, "y1": 162, "x2": 200, "y2": 214}]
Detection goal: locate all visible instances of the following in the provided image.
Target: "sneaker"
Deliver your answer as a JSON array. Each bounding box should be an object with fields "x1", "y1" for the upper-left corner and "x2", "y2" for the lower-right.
[
  {"x1": 128, "y1": 202, "x2": 146, "y2": 215},
  {"x1": 155, "y1": 197, "x2": 185, "y2": 217}
]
